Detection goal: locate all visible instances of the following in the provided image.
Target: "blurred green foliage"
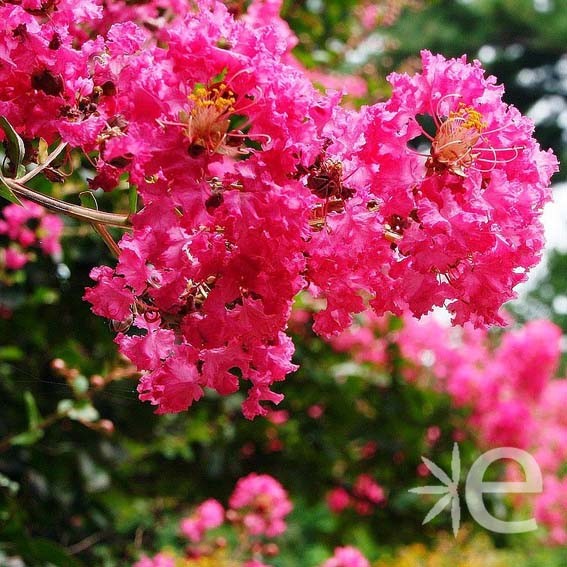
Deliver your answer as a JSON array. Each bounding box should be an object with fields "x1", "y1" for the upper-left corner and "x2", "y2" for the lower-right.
[{"x1": 0, "y1": 291, "x2": 477, "y2": 565}]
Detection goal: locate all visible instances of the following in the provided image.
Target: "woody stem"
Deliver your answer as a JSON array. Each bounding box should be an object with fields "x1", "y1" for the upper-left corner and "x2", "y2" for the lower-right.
[{"x1": 5, "y1": 178, "x2": 132, "y2": 228}]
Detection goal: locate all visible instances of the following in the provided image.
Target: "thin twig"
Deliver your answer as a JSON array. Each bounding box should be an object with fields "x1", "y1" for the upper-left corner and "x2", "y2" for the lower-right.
[
  {"x1": 18, "y1": 141, "x2": 68, "y2": 184},
  {"x1": 91, "y1": 223, "x2": 121, "y2": 257},
  {"x1": 67, "y1": 531, "x2": 107, "y2": 555}
]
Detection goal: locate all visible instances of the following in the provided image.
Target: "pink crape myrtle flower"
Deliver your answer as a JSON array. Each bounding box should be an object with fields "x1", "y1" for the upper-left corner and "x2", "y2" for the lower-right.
[
  {"x1": 494, "y1": 319, "x2": 561, "y2": 401},
  {"x1": 81, "y1": 0, "x2": 332, "y2": 419},
  {"x1": 1, "y1": 0, "x2": 555, "y2": 419},
  {"x1": 477, "y1": 398, "x2": 534, "y2": 449},
  {"x1": 321, "y1": 546, "x2": 370, "y2": 567},
  {"x1": 0, "y1": 200, "x2": 64, "y2": 272},
  {"x1": 353, "y1": 474, "x2": 385, "y2": 504},
  {"x1": 357, "y1": 50, "x2": 558, "y2": 328},
  {"x1": 228, "y1": 473, "x2": 292, "y2": 537},
  {"x1": 329, "y1": 310, "x2": 389, "y2": 365},
  {"x1": 82, "y1": 12, "x2": 556, "y2": 420},
  {"x1": 326, "y1": 487, "x2": 351, "y2": 514},
  {"x1": 0, "y1": 201, "x2": 63, "y2": 256},
  {"x1": 535, "y1": 476, "x2": 567, "y2": 546},
  {"x1": 38, "y1": 214, "x2": 65, "y2": 256},
  {"x1": 0, "y1": 0, "x2": 112, "y2": 147},
  {"x1": 357, "y1": 3, "x2": 380, "y2": 30},
  {"x1": 133, "y1": 552, "x2": 175, "y2": 567},
  {"x1": 531, "y1": 381, "x2": 567, "y2": 474},
  {"x1": 266, "y1": 410, "x2": 289, "y2": 425},
  {"x1": 90, "y1": 0, "x2": 190, "y2": 38},
  {"x1": 352, "y1": 474, "x2": 386, "y2": 515},
  {"x1": 180, "y1": 498, "x2": 225, "y2": 543},
  {"x1": 3, "y1": 247, "x2": 29, "y2": 270}
]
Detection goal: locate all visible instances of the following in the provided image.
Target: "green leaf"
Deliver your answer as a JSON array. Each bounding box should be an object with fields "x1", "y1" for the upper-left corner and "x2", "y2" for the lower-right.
[
  {"x1": 79, "y1": 191, "x2": 98, "y2": 209},
  {"x1": 228, "y1": 113, "x2": 248, "y2": 131},
  {"x1": 128, "y1": 185, "x2": 138, "y2": 215},
  {"x1": 0, "y1": 346, "x2": 24, "y2": 361},
  {"x1": 24, "y1": 391, "x2": 41, "y2": 430},
  {"x1": 0, "y1": 176, "x2": 22, "y2": 205},
  {"x1": 9, "y1": 393, "x2": 44, "y2": 447},
  {"x1": 10, "y1": 429, "x2": 44, "y2": 446},
  {"x1": 58, "y1": 399, "x2": 99, "y2": 423},
  {"x1": 18, "y1": 537, "x2": 85, "y2": 567},
  {"x1": 0, "y1": 116, "x2": 25, "y2": 172}
]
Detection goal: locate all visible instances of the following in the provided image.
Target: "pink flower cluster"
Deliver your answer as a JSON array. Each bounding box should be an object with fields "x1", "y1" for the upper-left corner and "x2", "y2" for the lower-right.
[
  {"x1": 0, "y1": 200, "x2": 63, "y2": 271},
  {"x1": 0, "y1": 0, "x2": 557, "y2": 418},
  {"x1": 331, "y1": 311, "x2": 567, "y2": 544},
  {"x1": 398, "y1": 317, "x2": 567, "y2": 544},
  {"x1": 135, "y1": 473, "x2": 291, "y2": 566},
  {"x1": 229, "y1": 473, "x2": 292, "y2": 538},
  {"x1": 135, "y1": 472, "x2": 373, "y2": 566},
  {"x1": 356, "y1": 52, "x2": 558, "y2": 329},
  {"x1": 321, "y1": 547, "x2": 370, "y2": 567},
  {"x1": 133, "y1": 553, "x2": 175, "y2": 567},
  {"x1": 327, "y1": 474, "x2": 386, "y2": 516},
  {"x1": 180, "y1": 498, "x2": 224, "y2": 543},
  {"x1": 397, "y1": 318, "x2": 563, "y2": 453}
]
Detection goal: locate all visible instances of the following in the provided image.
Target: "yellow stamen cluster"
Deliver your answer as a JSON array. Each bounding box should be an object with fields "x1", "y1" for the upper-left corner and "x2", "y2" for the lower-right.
[
  {"x1": 449, "y1": 103, "x2": 486, "y2": 133},
  {"x1": 189, "y1": 83, "x2": 236, "y2": 116},
  {"x1": 426, "y1": 103, "x2": 489, "y2": 177},
  {"x1": 185, "y1": 82, "x2": 238, "y2": 155}
]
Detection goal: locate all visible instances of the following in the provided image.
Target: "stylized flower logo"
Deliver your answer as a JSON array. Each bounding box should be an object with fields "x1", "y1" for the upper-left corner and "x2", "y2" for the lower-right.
[{"x1": 409, "y1": 442, "x2": 461, "y2": 536}]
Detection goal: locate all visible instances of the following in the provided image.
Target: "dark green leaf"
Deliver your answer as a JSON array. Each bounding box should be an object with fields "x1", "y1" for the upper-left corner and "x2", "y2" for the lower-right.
[
  {"x1": 0, "y1": 176, "x2": 22, "y2": 205},
  {"x1": 18, "y1": 537, "x2": 85, "y2": 567},
  {"x1": 10, "y1": 429, "x2": 44, "y2": 447},
  {"x1": 24, "y1": 391, "x2": 41, "y2": 430},
  {"x1": 128, "y1": 185, "x2": 138, "y2": 215},
  {"x1": 0, "y1": 116, "x2": 25, "y2": 172},
  {"x1": 78, "y1": 191, "x2": 98, "y2": 209}
]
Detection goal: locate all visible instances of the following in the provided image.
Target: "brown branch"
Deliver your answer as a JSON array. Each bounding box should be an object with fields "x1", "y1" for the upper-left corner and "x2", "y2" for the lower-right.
[
  {"x1": 67, "y1": 531, "x2": 107, "y2": 555},
  {"x1": 5, "y1": 178, "x2": 131, "y2": 228}
]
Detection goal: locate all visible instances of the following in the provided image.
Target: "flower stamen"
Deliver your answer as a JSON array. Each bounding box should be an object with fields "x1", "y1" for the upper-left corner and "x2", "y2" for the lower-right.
[{"x1": 418, "y1": 101, "x2": 524, "y2": 178}]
